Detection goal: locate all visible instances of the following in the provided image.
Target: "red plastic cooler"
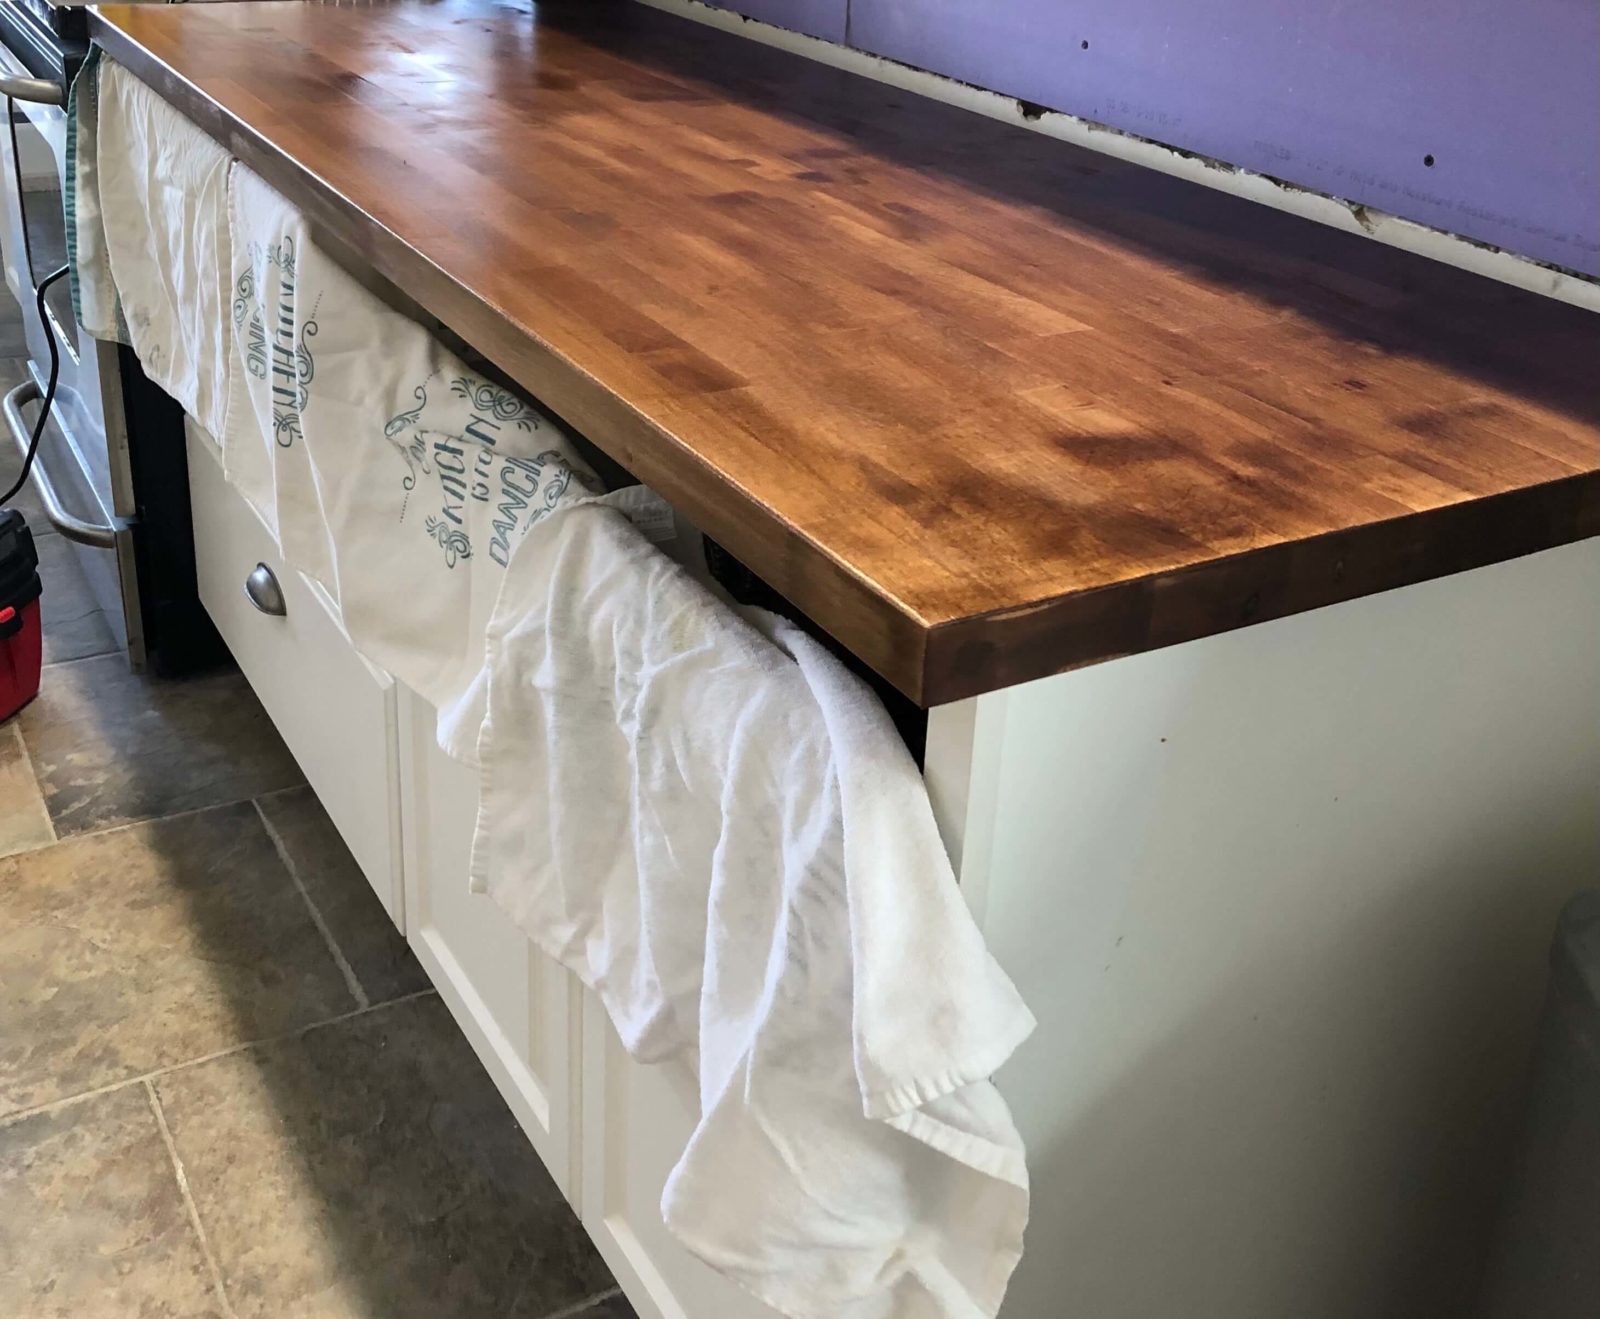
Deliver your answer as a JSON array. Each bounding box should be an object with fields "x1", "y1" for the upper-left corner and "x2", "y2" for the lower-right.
[{"x1": 0, "y1": 508, "x2": 43, "y2": 721}]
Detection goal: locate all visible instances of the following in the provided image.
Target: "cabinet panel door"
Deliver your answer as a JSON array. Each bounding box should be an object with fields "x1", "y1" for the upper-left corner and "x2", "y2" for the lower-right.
[
  {"x1": 187, "y1": 423, "x2": 403, "y2": 923},
  {"x1": 579, "y1": 992, "x2": 781, "y2": 1319},
  {"x1": 398, "y1": 688, "x2": 578, "y2": 1199}
]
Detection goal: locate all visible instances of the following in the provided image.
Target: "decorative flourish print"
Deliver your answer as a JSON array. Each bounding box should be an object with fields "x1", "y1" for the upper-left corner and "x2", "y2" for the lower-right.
[
  {"x1": 268, "y1": 236, "x2": 297, "y2": 279},
  {"x1": 383, "y1": 383, "x2": 432, "y2": 491},
  {"x1": 272, "y1": 413, "x2": 299, "y2": 447},
  {"x1": 293, "y1": 318, "x2": 318, "y2": 400},
  {"x1": 424, "y1": 516, "x2": 472, "y2": 568},
  {"x1": 235, "y1": 267, "x2": 267, "y2": 380},
  {"x1": 232, "y1": 268, "x2": 255, "y2": 328},
  {"x1": 540, "y1": 452, "x2": 580, "y2": 512},
  {"x1": 450, "y1": 377, "x2": 536, "y2": 431},
  {"x1": 384, "y1": 385, "x2": 427, "y2": 438}
]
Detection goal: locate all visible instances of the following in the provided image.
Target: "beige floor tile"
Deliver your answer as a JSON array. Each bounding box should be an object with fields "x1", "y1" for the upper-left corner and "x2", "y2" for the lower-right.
[
  {"x1": 0, "y1": 1086, "x2": 222, "y2": 1319},
  {"x1": 0, "y1": 802, "x2": 357, "y2": 1117},
  {"x1": 0, "y1": 722, "x2": 53, "y2": 858},
  {"x1": 18, "y1": 652, "x2": 303, "y2": 837},
  {"x1": 256, "y1": 786, "x2": 429, "y2": 1005},
  {"x1": 155, "y1": 996, "x2": 615, "y2": 1319}
]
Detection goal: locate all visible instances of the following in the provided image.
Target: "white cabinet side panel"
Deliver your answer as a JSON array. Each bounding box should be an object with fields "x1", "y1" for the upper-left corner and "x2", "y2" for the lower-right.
[{"x1": 972, "y1": 539, "x2": 1600, "y2": 1319}]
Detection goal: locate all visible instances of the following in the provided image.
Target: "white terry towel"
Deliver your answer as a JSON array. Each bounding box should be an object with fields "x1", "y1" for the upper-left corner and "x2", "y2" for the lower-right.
[
  {"x1": 472, "y1": 497, "x2": 1036, "y2": 1319},
  {"x1": 90, "y1": 58, "x2": 233, "y2": 438},
  {"x1": 224, "y1": 163, "x2": 597, "y2": 727}
]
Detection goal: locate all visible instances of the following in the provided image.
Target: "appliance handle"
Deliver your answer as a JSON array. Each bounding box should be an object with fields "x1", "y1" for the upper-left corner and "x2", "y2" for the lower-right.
[
  {"x1": 0, "y1": 75, "x2": 64, "y2": 107},
  {"x1": 3, "y1": 380, "x2": 119, "y2": 548}
]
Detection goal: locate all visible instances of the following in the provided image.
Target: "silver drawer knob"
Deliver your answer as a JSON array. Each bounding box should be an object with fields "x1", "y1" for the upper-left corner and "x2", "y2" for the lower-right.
[{"x1": 244, "y1": 563, "x2": 287, "y2": 617}]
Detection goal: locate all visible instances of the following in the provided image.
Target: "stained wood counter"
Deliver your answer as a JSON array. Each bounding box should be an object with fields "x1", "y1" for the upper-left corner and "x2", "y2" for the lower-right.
[{"x1": 91, "y1": 0, "x2": 1600, "y2": 705}]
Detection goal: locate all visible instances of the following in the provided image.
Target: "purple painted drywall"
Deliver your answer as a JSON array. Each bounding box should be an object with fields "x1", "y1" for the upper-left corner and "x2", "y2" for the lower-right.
[
  {"x1": 702, "y1": 0, "x2": 1600, "y2": 276},
  {"x1": 711, "y1": 0, "x2": 847, "y2": 41}
]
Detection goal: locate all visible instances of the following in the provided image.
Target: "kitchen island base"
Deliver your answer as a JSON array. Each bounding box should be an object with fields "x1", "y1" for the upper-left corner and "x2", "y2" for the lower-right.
[{"x1": 361, "y1": 533, "x2": 1598, "y2": 1319}]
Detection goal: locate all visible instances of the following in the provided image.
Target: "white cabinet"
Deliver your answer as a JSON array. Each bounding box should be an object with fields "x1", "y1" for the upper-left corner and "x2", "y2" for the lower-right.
[
  {"x1": 578, "y1": 997, "x2": 782, "y2": 1319},
  {"x1": 398, "y1": 692, "x2": 929, "y2": 1319},
  {"x1": 198, "y1": 417, "x2": 1600, "y2": 1319},
  {"x1": 394, "y1": 683, "x2": 775, "y2": 1314},
  {"x1": 190, "y1": 419, "x2": 778, "y2": 1300},
  {"x1": 397, "y1": 686, "x2": 580, "y2": 1199},
  {"x1": 186, "y1": 425, "x2": 404, "y2": 924}
]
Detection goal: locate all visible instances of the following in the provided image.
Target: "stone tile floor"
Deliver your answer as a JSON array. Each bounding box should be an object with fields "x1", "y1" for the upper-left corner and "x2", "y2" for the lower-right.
[{"x1": 1, "y1": 320, "x2": 630, "y2": 1315}]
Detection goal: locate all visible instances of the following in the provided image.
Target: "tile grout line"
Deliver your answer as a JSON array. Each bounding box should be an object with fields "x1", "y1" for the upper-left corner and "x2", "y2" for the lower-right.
[
  {"x1": 43, "y1": 644, "x2": 120, "y2": 670},
  {"x1": 4, "y1": 721, "x2": 55, "y2": 847},
  {"x1": 23, "y1": 648, "x2": 127, "y2": 672},
  {"x1": 0, "y1": 987, "x2": 438, "y2": 1131},
  {"x1": 541, "y1": 1288, "x2": 625, "y2": 1319},
  {"x1": 253, "y1": 796, "x2": 370, "y2": 1011},
  {"x1": 18, "y1": 791, "x2": 289, "y2": 851},
  {"x1": 144, "y1": 1078, "x2": 239, "y2": 1319}
]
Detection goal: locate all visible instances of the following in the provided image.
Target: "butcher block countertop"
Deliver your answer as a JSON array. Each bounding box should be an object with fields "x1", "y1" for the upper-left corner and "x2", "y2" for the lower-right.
[{"x1": 91, "y1": 0, "x2": 1600, "y2": 705}]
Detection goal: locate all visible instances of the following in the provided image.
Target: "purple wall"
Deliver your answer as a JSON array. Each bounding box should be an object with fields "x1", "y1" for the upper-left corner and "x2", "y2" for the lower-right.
[
  {"x1": 714, "y1": 0, "x2": 846, "y2": 41},
  {"x1": 701, "y1": 0, "x2": 1600, "y2": 277}
]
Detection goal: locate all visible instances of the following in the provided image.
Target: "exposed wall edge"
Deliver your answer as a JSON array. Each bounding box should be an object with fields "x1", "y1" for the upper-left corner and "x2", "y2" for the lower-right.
[{"x1": 637, "y1": 0, "x2": 1600, "y2": 313}]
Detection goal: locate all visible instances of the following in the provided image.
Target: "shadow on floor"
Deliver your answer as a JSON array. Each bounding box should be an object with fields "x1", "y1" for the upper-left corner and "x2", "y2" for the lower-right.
[{"x1": 2, "y1": 654, "x2": 628, "y2": 1319}]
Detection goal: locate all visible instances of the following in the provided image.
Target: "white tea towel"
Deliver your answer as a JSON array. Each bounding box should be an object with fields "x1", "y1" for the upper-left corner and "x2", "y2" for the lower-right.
[
  {"x1": 225, "y1": 164, "x2": 597, "y2": 727},
  {"x1": 472, "y1": 498, "x2": 1035, "y2": 1319},
  {"x1": 93, "y1": 58, "x2": 233, "y2": 438},
  {"x1": 65, "y1": 48, "x2": 123, "y2": 342}
]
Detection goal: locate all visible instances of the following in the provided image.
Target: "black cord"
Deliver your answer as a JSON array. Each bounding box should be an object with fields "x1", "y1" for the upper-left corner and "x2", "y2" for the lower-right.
[{"x1": 0, "y1": 261, "x2": 70, "y2": 509}]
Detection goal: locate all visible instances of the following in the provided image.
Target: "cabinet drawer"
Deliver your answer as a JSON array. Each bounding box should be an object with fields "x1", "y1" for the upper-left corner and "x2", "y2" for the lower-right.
[
  {"x1": 398, "y1": 685, "x2": 578, "y2": 1199},
  {"x1": 186, "y1": 423, "x2": 403, "y2": 925}
]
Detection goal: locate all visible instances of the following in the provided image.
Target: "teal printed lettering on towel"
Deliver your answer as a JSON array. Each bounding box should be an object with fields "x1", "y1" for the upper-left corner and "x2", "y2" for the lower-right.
[
  {"x1": 233, "y1": 266, "x2": 268, "y2": 379},
  {"x1": 382, "y1": 374, "x2": 584, "y2": 570},
  {"x1": 234, "y1": 235, "x2": 316, "y2": 445},
  {"x1": 466, "y1": 411, "x2": 502, "y2": 502},
  {"x1": 489, "y1": 453, "x2": 584, "y2": 567},
  {"x1": 433, "y1": 436, "x2": 469, "y2": 526}
]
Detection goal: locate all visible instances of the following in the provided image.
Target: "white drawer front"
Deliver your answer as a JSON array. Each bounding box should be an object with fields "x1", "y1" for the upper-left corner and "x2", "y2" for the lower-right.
[
  {"x1": 398, "y1": 686, "x2": 578, "y2": 1199},
  {"x1": 186, "y1": 425, "x2": 403, "y2": 925}
]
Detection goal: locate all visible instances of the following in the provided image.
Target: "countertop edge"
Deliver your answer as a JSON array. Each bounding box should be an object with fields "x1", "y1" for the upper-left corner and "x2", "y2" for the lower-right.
[{"x1": 925, "y1": 470, "x2": 1600, "y2": 703}]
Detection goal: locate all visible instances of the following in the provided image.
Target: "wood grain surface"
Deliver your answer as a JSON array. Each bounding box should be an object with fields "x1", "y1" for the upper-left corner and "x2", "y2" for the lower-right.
[{"x1": 90, "y1": 0, "x2": 1600, "y2": 705}]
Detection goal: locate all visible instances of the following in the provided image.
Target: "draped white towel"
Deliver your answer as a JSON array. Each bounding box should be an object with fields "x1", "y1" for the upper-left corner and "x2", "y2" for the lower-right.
[
  {"x1": 84, "y1": 68, "x2": 600, "y2": 738},
  {"x1": 223, "y1": 164, "x2": 598, "y2": 728},
  {"x1": 92, "y1": 58, "x2": 233, "y2": 438},
  {"x1": 472, "y1": 496, "x2": 1036, "y2": 1319}
]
